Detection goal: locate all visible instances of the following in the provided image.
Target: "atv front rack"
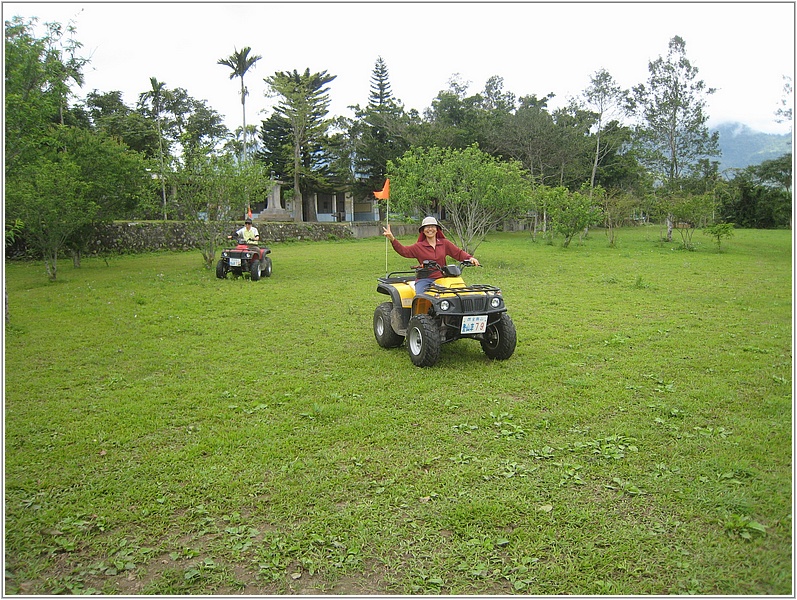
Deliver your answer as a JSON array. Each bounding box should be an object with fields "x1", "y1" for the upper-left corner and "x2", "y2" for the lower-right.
[
  {"x1": 425, "y1": 283, "x2": 503, "y2": 313},
  {"x1": 427, "y1": 282, "x2": 501, "y2": 295}
]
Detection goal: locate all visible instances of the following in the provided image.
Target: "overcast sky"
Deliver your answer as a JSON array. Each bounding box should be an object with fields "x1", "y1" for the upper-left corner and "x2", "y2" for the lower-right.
[{"x1": 5, "y1": 2, "x2": 795, "y2": 136}]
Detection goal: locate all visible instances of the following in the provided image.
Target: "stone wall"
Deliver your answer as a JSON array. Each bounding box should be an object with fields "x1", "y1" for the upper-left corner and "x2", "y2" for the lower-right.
[
  {"x1": 6, "y1": 221, "x2": 436, "y2": 257},
  {"x1": 92, "y1": 221, "x2": 359, "y2": 254}
]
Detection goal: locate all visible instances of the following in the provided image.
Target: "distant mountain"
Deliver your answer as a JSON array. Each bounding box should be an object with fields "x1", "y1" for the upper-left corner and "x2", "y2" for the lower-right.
[{"x1": 713, "y1": 122, "x2": 792, "y2": 172}]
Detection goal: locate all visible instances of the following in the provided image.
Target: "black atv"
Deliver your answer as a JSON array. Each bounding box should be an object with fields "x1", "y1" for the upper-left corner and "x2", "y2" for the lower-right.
[
  {"x1": 216, "y1": 237, "x2": 272, "y2": 281},
  {"x1": 373, "y1": 259, "x2": 517, "y2": 367}
]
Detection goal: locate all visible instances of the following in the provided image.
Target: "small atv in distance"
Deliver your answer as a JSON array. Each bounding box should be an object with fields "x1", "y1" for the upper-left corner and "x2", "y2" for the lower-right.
[
  {"x1": 374, "y1": 260, "x2": 517, "y2": 367},
  {"x1": 216, "y1": 237, "x2": 272, "y2": 281}
]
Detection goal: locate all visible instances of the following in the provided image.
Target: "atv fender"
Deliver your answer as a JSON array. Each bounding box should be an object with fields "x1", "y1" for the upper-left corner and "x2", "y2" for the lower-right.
[{"x1": 377, "y1": 280, "x2": 416, "y2": 309}]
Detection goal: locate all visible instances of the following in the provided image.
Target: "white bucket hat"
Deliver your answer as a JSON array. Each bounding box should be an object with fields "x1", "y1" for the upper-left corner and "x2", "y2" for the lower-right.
[{"x1": 419, "y1": 216, "x2": 441, "y2": 232}]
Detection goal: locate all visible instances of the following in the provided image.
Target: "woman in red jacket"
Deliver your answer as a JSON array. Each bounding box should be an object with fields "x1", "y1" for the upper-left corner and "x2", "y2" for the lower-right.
[{"x1": 382, "y1": 216, "x2": 480, "y2": 295}]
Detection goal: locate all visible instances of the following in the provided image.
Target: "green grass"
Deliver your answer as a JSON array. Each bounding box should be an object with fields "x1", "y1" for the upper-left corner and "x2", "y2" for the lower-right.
[{"x1": 4, "y1": 227, "x2": 792, "y2": 594}]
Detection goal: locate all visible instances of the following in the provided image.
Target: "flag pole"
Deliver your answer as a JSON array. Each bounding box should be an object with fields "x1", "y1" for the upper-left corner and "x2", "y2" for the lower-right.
[
  {"x1": 385, "y1": 194, "x2": 389, "y2": 274},
  {"x1": 374, "y1": 179, "x2": 390, "y2": 274}
]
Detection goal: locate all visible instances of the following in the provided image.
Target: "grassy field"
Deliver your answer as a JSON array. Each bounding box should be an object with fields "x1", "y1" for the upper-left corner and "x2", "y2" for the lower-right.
[{"x1": 4, "y1": 226, "x2": 792, "y2": 595}]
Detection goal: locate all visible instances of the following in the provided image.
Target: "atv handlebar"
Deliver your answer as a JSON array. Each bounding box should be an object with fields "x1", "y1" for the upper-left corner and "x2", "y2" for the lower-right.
[
  {"x1": 228, "y1": 235, "x2": 260, "y2": 245},
  {"x1": 414, "y1": 259, "x2": 479, "y2": 272}
]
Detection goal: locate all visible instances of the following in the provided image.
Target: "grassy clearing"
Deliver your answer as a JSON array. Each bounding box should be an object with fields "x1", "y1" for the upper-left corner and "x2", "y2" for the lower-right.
[{"x1": 4, "y1": 227, "x2": 792, "y2": 595}]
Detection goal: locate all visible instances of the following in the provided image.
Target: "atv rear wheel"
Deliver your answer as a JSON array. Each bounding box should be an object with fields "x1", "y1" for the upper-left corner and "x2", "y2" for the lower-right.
[
  {"x1": 407, "y1": 314, "x2": 441, "y2": 367},
  {"x1": 216, "y1": 259, "x2": 226, "y2": 279},
  {"x1": 374, "y1": 302, "x2": 404, "y2": 348},
  {"x1": 480, "y1": 312, "x2": 517, "y2": 360},
  {"x1": 250, "y1": 259, "x2": 261, "y2": 281},
  {"x1": 263, "y1": 256, "x2": 273, "y2": 277}
]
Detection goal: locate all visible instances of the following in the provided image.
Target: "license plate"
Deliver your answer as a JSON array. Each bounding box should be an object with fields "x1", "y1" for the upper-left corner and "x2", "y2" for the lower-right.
[
  {"x1": 461, "y1": 315, "x2": 488, "y2": 334},
  {"x1": 229, "y1": 258, "x2": 241, "y2": 267}
]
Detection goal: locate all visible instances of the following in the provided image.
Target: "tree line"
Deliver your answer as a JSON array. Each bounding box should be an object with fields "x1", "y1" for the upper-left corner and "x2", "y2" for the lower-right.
[{"x1": 5, "y1": 15, "x2": 792, "y2": 279}]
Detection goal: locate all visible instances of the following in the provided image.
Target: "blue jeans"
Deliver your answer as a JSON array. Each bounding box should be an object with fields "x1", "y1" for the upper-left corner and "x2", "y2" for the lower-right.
[{"x1": 414, "y1": 278, "x2": 435, "y2": 295}]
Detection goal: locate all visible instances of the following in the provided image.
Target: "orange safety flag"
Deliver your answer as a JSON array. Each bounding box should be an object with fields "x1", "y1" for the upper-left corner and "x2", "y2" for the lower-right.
[
  {"x1": 247, "y1": 205, "x2": 253, "y2": 219},
  {"x1": 373, "y1": 179, "x2": 390, "y2": 200}
]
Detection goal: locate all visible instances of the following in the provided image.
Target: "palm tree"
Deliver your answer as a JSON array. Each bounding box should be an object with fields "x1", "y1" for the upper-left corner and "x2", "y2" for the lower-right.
[
  {"x1": 139, "y1": 77, "x2": 173, "y2": 219},
  {"x1": 218, "y1": 47, "x2": 262, "y2": 164}
]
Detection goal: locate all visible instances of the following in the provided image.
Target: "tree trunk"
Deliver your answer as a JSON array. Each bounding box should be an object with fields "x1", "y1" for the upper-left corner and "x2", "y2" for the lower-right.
[
  {"x1": 304, "y1": 189, "x2": 318, "y2": 222},
  {"x1": 241, "y1": 80, "x2": 247, "y2": 164},
  {"x1": 45, "y1": 251, "x2": 57, "y2": 281},
  {"x1": 293, "y1": 143, "x2": 303, "y2": 222},
  {"x1": 157, "y1": 119, "x2": 167, "y2": 220},
  {"x1": 590, "y1": 116, "x2": 602, "y2": 194}
]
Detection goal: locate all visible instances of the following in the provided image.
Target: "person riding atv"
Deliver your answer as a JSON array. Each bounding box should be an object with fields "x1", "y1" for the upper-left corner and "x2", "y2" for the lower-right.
[
  {"x1": 216, "y1": 219, "x2": 272, "y2": 281},
  {"x1": 375, "y1": 218, "x2": 516, "y2": 367},
  {"x1": 382, "y1": 216, "x2": 479, "y2": 295},
  {"x1": 232, "y1": 218, "x2": 260, "y2": 244}
]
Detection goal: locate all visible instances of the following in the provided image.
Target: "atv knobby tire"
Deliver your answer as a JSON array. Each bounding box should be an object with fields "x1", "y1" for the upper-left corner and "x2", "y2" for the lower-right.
[
  {"x1": 407, "y1": 314, "x2": 441, "y2": 367},
  {"x1": 480, "y1": 312, "x2": 517, "y2": 360},
  {"x1": 263, "y1": 256, "x2": 273, "y2": 277},
  {"x1": 216, "y1": 259, "x2": 226, "y2": 279},
  {"x1": 250, "y1": 259, "x2": 261, "y2": 281},
  {"x1": 373, "y1": 302, "x2": 404, "y2": 348}
]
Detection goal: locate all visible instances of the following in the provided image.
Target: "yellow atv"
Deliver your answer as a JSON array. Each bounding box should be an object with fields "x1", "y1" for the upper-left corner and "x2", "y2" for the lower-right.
[{"x1": 373, "y1": 259, "x2": 517, "y2": 367}]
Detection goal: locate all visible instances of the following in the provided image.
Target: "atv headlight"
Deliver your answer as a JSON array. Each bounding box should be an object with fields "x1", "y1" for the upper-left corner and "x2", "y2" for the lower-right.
[
  {"x1": 439, "y1": 300, "x2": 451, "y2": 311},
  {"x1": 490, "y1": 297, "x2": 502, "y2": 308}
]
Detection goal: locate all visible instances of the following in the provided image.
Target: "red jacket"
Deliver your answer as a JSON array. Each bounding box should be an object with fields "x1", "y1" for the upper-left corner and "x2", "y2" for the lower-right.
[{"x1": 390, "y1": 230, "x2": 472, "y2": 279}]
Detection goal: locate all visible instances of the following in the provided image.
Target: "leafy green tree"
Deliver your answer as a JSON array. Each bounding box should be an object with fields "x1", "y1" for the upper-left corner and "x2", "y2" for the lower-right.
[
  {"x1": 751, "y1": 153, "x2": 793, "y2": 193},
  {"x1": 551, "y1": 101, "x2": 596, "y2": 189},
  {"x1": 629, "y1": 36, "x2": 720, "y2": 241},
  {"x1": 543, "y1": 185, "x2": 601, "y2": 247},
  {"x1": 257, "y1": 111, "x2": 293, "y2": 180},
  {"x1": 6, "y1": 126, "x2": 150, "y2": 279},
  {"x1": 259, "y1": 103, "x2": 338, "y2": 210},
  {"x1": 264, "y1": 68, "x2": 336, "y2": 222},
  {"x1": 582, "y1": 69, "x2": 627, "y2": 195},
  {"x1": 629, "y1": 36, "x2": 720, "y2": 187},
  {"x1": 481, "y1": 75, "x2": 516, "y2": 113},
  {"x1": 600, "y1": 189, "x2": 639, "y2": 247},
  {"x1": 721, "y1": 158, "x2": 792, "y2": 229},
  {"x1": 218, "y1": 46, "x2": 262, "y2": 163},
  {"x1": 173, "y1": 156, "x2": 271, "y2": 268},
  {"x1": 40, "y1": 19, "x2": 88, "y2": 126},
  {"x1": 83, "y1": 90, "x2": 159, "y2": 156},
  {"x1": 703, "y1": 222, "x2": 734, "y2": 252},
  {"x1": 5, "y1": 15, "x2": 151, "y2": 276},
  {"x1": 388, "y1": 145, "x2": 533, "y2": 253},
  {"x1": 669, "y1": 192, "x2": 716, "y2": 249},
  {"x1": 5, "y1": 16, "x2": 81, "y2": 176},
  {"x1": 139, "y1": 77, "x2": 174, "y2": 219},
  {"x1": 591, "y1": 120, "x2": 650, "y2": 195},
  {"x1": 492, "y1": 93, "x2": 559, "y2": 186},
  {"x1": 424, "y1": 74, "x2": 516, "y2": 153},
  {"x1": 169, "y1": 90, "x2": 229, "y2": 160},
  {"x1": 424, "y1": 74, "x2": 485, "y2": 150}
]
